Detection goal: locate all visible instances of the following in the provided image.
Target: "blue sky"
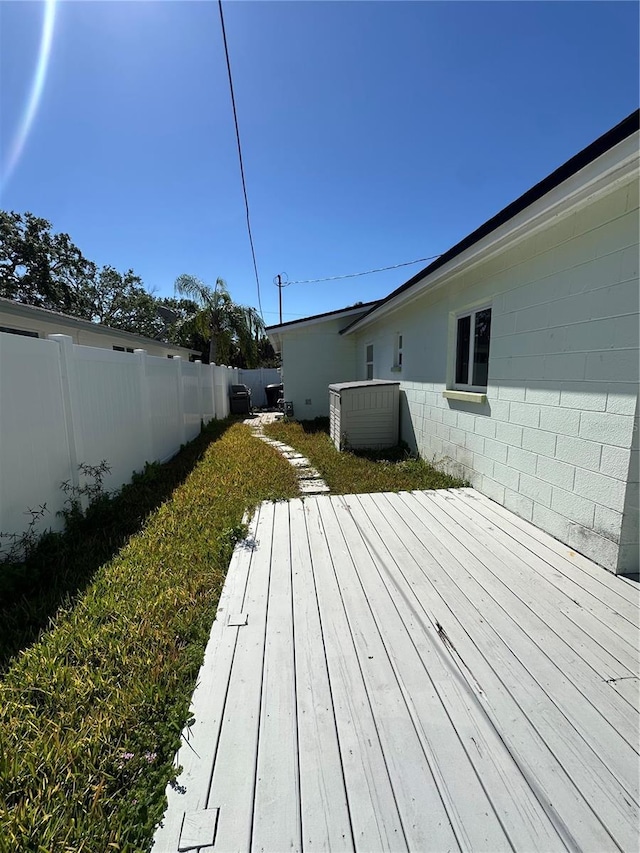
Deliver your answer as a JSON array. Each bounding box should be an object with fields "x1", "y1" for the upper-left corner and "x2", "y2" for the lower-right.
[{"x1": 1, "y1": 1, "x2": 638, "y2": 327}]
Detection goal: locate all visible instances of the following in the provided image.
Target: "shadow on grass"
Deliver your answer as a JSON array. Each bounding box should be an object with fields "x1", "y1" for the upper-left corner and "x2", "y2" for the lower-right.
[{"x1": 0, "y1": 418, "x2": 235, "y2": 672}]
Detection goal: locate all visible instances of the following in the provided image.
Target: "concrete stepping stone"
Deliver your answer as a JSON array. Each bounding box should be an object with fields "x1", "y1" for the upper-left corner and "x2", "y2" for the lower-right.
[{"x1": 243, "y1": 418, "x2": 330, "y2": 495}]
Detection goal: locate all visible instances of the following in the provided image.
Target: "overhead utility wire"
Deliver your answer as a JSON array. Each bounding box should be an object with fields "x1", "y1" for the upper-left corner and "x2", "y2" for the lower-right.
[
  {"x1": 282, "y1": 254, "x2": 442, "y2": 286},
  {"x1": 217, "y1": 0, "x2": 263, "y2": 320}
]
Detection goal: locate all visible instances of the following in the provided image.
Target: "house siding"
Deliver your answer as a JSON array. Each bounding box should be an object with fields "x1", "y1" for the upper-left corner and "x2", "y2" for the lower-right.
[
  {"x1": 353, "y1": 178, "x2": 639, "y2": 574},
  {"x1": 0, "y1": 304, "x2": 196, "y2": 359},
  {"x1": 280, "y1": 317, "x2": 361, "y2": 419}
]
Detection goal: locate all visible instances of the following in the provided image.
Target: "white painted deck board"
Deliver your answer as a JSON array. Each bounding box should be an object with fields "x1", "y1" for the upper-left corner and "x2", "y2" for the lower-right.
[
  {"x1": 204, "y1": 502, "x2": 275, "y2": 852},
  {"x1": 447, "y1": 489, "x2": 639, "y2": 677},
  {"x1": 455, "y1": 489, "x2": 640, "y2": 629},
  {"x1": 339, "y1": 493, "x2": 559, "y2": 852},
  {"x1": 251, "y1": 501, "x2": 301, "y2": 852},
  {"x1": 318, "y1": 496, "x2": 463, "y2": 852},
  {"x1": 305, "y1": 497, "x2": 407, "y2": 852},
  {"x1": 421, "y1": 490, "x2": 639, "y2": 740},
  {"x1": 380, "y1": 491, "x2": 637, "y2": 851},
  {"x1": 289, "y1": 500, "x2": 353, "y2": 852},
  {"x1": 154, "y1": 489, "x2": 640, "y2": 853}
]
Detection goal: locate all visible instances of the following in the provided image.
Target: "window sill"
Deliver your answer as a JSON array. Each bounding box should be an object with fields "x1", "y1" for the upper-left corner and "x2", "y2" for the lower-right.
[{"x1": 442, "y1": 389, "x2": 487, "y2": 404}]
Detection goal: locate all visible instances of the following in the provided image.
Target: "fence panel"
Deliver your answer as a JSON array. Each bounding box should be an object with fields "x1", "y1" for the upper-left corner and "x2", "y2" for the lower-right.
[
  {"x1": 72, "y1": 345, "x2": 149, "y2": 496},
  {"x1": 146, "y1": 355, "x2": 181, "y2": 463},
  {"x1": 0, "y1": 335, "x2": 72, "y2": 538},
  {"x1": 181, "y1": 360, "x2": 201, "y2": 442},
  {"x1": 1, "y1": 335, "x2": 240, "y2": 542},
  {"x1": 238, "y1": 367, "x2": 281, "y2": 407}
]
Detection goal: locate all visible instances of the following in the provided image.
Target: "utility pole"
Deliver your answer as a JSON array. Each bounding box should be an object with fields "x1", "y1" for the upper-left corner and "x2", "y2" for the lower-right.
[
  {"x1": 275, "y1": 274, "x2": 283, "y2": 324},
  {"x1": 277, "y1": 274, "x2": 282, "y2": 325}
]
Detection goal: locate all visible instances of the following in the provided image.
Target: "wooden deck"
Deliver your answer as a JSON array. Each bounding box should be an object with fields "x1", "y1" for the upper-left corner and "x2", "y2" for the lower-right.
[{"x1": 153, "y1": 488, "x2": 639, "y2": 853}]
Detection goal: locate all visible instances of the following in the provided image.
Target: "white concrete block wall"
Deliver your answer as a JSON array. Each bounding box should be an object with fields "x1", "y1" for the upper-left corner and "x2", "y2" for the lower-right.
[
  {"x1": 281, "y1": 318, "x2": 360, "y2": 419},
  {"x1": 355, "y1": 176, "x2": 639, "y2": 574}
]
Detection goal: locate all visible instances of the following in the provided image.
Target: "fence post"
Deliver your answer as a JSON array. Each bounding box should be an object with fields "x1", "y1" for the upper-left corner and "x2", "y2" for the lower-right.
[
  {"x1": 134, "y1": 349, "x2": 154, "y2": 463},
  {"x1": 210, "y1": 363, "x2": 217, "y2": 420},
  {"x1": 174, "y1": 356, "x2": 187, "y2": 445},
  {"x1": 195, "y1": 359, "x2": 204, "y2": 426},
  {"x1": 48, "y1": 334, "x2": 86, "y2": 506}
]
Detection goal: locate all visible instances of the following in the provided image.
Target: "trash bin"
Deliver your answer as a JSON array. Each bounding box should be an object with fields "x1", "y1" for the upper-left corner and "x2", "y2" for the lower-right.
[
  {"x1": 229, "y1": 384, "x2": 251, "y2": 414},
  {"x1": 265, "y1": 383, "x2": 283, "y2": 408}
]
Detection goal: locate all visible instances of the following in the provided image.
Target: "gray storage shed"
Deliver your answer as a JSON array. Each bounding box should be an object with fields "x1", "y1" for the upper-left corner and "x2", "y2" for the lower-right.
[{"x1": 329, "y1": 380, "x2": 400, "y2": 450}]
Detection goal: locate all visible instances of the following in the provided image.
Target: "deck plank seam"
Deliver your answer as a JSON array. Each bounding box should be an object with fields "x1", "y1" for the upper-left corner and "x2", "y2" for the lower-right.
[
  {"x1": 247, "y1": 500, "x2": 277, "y2": 851},
  {"x1": 288, "y1": 501, "x2": 305, "y2": 851}
]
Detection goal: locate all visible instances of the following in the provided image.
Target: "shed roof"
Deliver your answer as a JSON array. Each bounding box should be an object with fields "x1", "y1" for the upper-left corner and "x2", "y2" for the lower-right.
[{"x1": 329, "y1": 380, "x2": 400, "y2": 391}]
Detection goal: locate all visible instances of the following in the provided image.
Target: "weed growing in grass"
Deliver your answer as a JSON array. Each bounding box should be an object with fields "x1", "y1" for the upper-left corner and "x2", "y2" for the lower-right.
[
  {"x1": 264, "y1": 418, "x2": 465, "y2": 494},
  {"x1": 0, "y1": 419, "x2": 298, "y2": 851}
]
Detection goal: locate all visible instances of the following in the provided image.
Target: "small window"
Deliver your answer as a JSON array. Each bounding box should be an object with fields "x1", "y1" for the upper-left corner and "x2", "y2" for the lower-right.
[
  {"x1": 113, "y1": 345, "x2": 125, "y2": 352},
  {"x1": 0, "y1": 326, "x2": 39, "y2": 338},
  {"x1": 454, "y1": 306, "x2": 492, "y2": 390},
  {"x1": 126, "y1": 347, "x2": 134, "y2": 354},
  {"x1": 395, "y1": 333, "x2": 403, "y2": 369},
  {"x1": 365, "y1": 343, "x2": 374, "y2": 380}
]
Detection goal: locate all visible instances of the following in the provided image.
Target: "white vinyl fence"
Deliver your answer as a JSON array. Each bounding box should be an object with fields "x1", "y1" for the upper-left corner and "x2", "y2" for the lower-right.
[
  {"x1": 237, "y1": 367, "x2": 281, "y2": 407},
  {"x1": 0, "y1": 333, "x2": 238, "y2": 542}
]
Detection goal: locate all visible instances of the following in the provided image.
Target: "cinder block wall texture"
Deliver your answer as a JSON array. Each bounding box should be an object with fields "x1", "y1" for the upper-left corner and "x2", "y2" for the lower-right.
[{"x1": 355, "y1": 177, "x2": 639, "y2": 574}]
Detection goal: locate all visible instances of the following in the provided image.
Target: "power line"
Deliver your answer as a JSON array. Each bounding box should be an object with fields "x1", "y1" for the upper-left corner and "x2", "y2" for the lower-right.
[
  {"x1": 281, "y1": 254, "x2": 442, "y2": 286},
  {"x1": 217, "y1": 0, "x2": 263, "y2": 320}
]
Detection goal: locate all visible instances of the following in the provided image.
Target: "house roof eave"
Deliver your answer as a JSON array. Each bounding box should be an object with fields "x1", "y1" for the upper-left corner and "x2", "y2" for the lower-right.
[{"x1": 340, "y1": 109, "x2": 640, "y2": 336}]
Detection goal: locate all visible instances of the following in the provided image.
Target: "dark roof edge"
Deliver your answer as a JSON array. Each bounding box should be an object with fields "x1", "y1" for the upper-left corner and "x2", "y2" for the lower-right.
[
  {"x1": 265, "y1": 299, "x2": 379, "y2": 332},
  {"x1": 340, "y1": 109, "x2": 640, "y2": 335}
]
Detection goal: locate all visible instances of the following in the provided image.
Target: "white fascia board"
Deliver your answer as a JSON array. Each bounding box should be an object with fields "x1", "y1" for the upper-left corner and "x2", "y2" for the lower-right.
[
  {"x1": 344, "y1": 133, "x2": 639, "y2": 335},
  {"x1": 267, "y1": 331, "x2": 282, "y2": 353},
  {"x1": 267, "y1": 305, "x2": 373, "y2": 340}
]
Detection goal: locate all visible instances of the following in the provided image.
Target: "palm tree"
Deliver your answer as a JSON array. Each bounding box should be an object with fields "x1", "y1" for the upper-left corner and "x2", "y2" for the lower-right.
[{"x1": 174, "y1": 274, "x2": 265, "y2": 367}]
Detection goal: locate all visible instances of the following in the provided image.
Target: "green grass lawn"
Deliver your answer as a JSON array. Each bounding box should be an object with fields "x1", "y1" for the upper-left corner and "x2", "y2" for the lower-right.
[
  {"x1": 0, "y1": 419, "x2": 298, "y2": 853},
  {"x1": 264, "y1": 418, "x2": 466, "y2": 494}
]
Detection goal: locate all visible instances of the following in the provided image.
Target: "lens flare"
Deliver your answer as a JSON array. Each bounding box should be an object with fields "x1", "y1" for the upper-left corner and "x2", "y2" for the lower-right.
[{"x1": 1, "y1": 0, "x2": 57, "y2": 192}]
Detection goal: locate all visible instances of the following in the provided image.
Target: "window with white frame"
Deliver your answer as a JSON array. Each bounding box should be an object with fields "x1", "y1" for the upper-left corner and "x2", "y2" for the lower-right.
[
  {"x1": 454, "y1": 306, "x2": 492, "y2": 390},
  {"x1": 365, "y1": 343, "x2": 374, "y2": 380},
  {"x1": 395, "y1": 333, "x2": 403, "y2": 369}
]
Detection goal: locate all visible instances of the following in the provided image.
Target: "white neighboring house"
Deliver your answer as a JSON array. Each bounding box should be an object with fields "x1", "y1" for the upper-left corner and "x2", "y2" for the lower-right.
[
  {"x1": 0, "y1": 297, "x2": 200, "y2": 360},
  {"x1": 267, "y1": 110, "x2": 639, "y2": 575}
]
